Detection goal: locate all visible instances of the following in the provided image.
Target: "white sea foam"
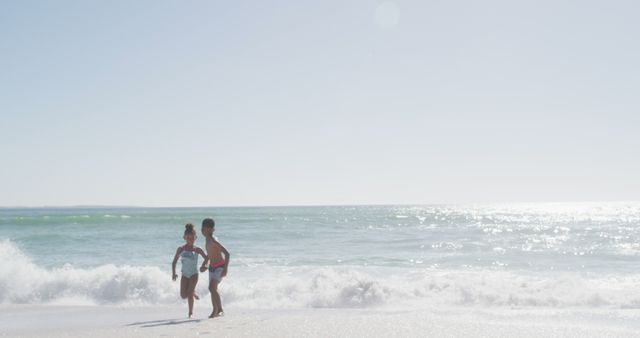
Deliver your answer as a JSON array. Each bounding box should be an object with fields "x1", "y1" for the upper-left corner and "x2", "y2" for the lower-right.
[
  {"x1": 0, "y1": 240, "x2": 177, "y2": 305},
  {"x1": 3, "y1": 240, "x2": 640, "y2": 309},
  {"x1": 224, "y1": 266, "x2": 640, "y2": 310}
]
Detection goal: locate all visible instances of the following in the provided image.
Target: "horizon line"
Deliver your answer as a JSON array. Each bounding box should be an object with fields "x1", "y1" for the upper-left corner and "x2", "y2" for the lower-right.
[{"x1": 1, "y1": 200, "x2": 639, "y2": 209}]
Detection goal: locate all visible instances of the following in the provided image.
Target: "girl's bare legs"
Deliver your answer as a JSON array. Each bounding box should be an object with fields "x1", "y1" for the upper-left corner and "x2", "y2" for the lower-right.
[
  {"x1": 180, "y1": 276, "x2": 189, "y2": 299},
  {"x1": 186, "y1": 275, "x2": 198, "y2": 317}
]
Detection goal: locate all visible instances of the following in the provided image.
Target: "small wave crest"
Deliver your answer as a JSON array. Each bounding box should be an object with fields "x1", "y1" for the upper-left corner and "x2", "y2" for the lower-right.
[{"x1": 224, "y1": 268, "x2": 391, "y2": 309}]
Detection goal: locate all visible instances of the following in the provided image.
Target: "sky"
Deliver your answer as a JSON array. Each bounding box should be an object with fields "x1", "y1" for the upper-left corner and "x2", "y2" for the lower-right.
[{"x1": 1, "y1": 0, "x2": 639, "y2": 207}]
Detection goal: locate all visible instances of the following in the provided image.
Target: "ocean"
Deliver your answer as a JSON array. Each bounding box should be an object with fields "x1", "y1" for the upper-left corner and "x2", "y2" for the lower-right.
[{"x1": 2, "y1": 203, "x2": 640, "y2": 310}]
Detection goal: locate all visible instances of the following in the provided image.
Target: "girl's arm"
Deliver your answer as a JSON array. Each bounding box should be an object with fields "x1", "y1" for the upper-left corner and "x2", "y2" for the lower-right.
[
  {"x1": 171, "y1": 247, "x2": 182, "y2": 281},
  {"x1": 196, "y1": 247, "x2": 209, "y2": 272}
]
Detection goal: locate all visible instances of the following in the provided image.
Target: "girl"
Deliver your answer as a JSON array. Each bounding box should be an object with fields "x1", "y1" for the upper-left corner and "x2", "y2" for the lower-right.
[{"x1": 172, "y1": 223, "x2": 208, "y2": 318}]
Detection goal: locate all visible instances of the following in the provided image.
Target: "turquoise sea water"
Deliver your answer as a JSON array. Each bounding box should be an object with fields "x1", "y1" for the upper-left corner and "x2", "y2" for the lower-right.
[{"x1": 2, "y1": 203, "x2": 640, "y2": 308}]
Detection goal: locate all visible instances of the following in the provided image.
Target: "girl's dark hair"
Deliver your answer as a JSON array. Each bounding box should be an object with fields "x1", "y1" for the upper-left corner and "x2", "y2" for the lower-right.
[
  {"x1": 202, "y1": 218, "x2": 215, "y2": 229},
  {"x1": 184, "y1": 223, "x2": 196, "y2": 235}
]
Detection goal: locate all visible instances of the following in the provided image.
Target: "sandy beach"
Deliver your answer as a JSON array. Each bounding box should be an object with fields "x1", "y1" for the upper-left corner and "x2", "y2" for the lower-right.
[{"x1": 3, "y1": 304, "x2": 640, "y2": 338}]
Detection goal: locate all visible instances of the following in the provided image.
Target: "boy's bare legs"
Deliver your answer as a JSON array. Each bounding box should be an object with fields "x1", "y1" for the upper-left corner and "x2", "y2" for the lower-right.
[
  {"x1": 209, "y1": 280, "x2": 223, "y2": 318},
  {"x1": 187, "y1": 275, "x2": 198, "y2": 317}
]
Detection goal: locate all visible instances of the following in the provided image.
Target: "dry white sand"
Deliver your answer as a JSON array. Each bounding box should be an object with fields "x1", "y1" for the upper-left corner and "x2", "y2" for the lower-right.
[{"x1": 2, "y1": 305, "x2": 640, "y2": 338}]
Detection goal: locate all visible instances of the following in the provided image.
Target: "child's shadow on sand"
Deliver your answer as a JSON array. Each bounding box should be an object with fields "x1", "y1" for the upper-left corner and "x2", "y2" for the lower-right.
[{"x1": 126, "y1": 318, "x2": 202, "y2": 328}]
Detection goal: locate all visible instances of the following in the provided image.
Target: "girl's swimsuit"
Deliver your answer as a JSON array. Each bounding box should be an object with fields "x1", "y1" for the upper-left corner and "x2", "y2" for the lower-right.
[{"x1": 181, "y1": 246, "x2": 199, "y2": 278}]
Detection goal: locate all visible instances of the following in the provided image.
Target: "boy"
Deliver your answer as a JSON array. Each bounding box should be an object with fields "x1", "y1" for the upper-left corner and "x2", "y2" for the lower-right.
[{"x1": 200, "y1": 218, "x2": 230, "y2": 318}]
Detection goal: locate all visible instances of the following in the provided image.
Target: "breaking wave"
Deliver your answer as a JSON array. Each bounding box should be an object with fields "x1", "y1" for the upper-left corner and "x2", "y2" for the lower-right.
[{"x1": 3, "y1": 240, "x2": 640, "y2": 309}]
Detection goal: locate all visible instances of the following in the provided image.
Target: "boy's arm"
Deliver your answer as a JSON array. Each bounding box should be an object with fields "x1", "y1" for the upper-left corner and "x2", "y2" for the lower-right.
[
  {"x1": 196, "y1": 247, "x2": 209, "y2": 272},
  {"x1": 219, "y1": 243, "x2": 230, "y2": 277},
  {"x1": 171, "y1": 247, "x2": 182, "y2": 280}
]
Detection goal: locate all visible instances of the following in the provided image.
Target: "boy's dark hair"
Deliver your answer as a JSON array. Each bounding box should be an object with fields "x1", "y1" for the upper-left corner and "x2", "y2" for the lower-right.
[
  {"x1": 184, "y1": 223, "x2": 196, "y2": 235},
  {"x1": 202, "y1": 218, "x2": 215, "y2": 229}
]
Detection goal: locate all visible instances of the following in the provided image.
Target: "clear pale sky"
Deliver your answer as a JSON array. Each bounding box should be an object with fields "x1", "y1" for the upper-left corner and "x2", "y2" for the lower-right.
[{"x1": 1, "y1": 1, "x2": 639, "y2": 207}]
